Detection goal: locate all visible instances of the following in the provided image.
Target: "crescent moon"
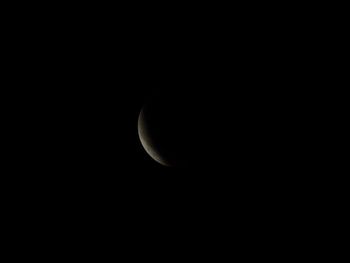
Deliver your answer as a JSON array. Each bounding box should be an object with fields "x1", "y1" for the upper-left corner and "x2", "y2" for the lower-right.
[{"x1": 138, "y1": 108, "x2": 171, "y2": 167}]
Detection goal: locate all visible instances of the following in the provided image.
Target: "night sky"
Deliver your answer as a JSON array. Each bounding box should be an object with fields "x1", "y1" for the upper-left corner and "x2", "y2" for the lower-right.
[
  {"x1": 12, "y1": 21, "x2": 297, "y2": 202},
  {"x1": 3, "y1": 6, "x2": 319, "y2": 253}
]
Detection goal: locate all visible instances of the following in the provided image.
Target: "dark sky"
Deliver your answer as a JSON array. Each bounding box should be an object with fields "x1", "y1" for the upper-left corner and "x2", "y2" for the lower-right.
[
  {"x1": 2, "y1": 5, "x2": 324, "y2": 254},
  {"x1": 14, "y1": 27, "x2": 294, "y2": 202},
  {"x1": 3, "y1": 3, "x2": 318, "y2": 235}
]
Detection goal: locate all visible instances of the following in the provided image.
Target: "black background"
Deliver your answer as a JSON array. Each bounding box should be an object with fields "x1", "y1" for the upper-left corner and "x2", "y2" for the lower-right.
[{"x1": 2, "y1": 4, "x2": 324, "y2": 254}]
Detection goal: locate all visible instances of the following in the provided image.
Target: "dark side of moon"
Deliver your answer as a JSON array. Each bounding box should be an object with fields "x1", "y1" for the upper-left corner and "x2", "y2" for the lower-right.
[{"x1": 138, "y1": 92, "x2": 202, "y2": 167}]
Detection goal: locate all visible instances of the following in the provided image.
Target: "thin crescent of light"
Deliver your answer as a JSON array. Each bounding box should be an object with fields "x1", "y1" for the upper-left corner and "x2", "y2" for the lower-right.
[{"x1": 138, "y1": 108, "x2": 170, "y2": 167}]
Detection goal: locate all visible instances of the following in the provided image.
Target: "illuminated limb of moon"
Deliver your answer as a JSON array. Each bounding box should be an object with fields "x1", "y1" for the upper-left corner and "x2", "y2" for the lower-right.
[{"x1": 138, "y1": 108, "x2": 171, "y2": 167}]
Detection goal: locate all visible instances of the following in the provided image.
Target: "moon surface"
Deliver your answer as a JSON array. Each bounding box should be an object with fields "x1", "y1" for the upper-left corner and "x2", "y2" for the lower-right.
[
  {"x1": 138, "y1": 107, "x2": 172, "y2": 167},
  {"x1": 137, "y1": 91, "x2": 202, "y2": 167}
]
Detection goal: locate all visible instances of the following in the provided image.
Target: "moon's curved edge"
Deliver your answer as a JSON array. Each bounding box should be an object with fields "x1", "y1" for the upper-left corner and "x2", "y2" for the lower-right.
[{"x1": 138, "y1": 108, "x2": 171, "y2": 167}]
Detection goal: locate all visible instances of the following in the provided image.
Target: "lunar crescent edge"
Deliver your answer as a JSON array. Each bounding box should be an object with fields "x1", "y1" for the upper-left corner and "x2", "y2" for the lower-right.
[{"x1": 138, "y1": 108, "x2": 171, "y2": 167}]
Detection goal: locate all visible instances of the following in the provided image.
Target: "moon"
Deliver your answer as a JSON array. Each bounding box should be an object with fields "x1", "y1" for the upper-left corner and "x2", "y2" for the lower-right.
[
  {"x1": 138, "y1": 107, "x2": 172, "y2": 167},
  {"x1": 137, "y1": 91, "x2": 200, "y2": 167}
]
